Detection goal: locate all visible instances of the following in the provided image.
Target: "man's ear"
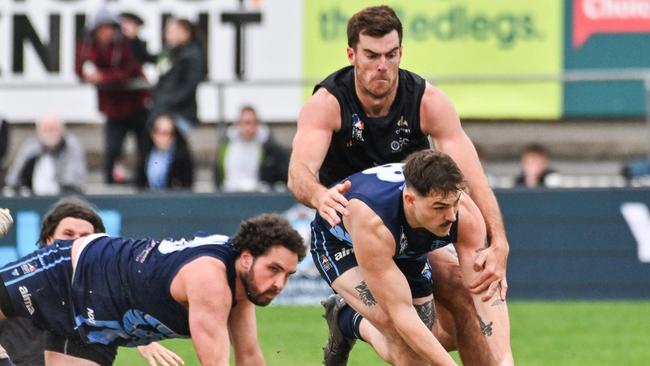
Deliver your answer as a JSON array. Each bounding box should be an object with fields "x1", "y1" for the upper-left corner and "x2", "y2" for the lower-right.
[
  {"x1": 347, "y1": 47, "x2": 355, "y2": 64},
  {"x1": 403, "y1": 190, "x2": 415, "y2": 207},
  {"x1": 240, "y1": 250, "x2": 253, "y2": 270}
]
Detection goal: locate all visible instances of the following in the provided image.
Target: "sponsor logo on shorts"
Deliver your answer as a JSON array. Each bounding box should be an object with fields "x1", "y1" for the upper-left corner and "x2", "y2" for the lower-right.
[
  {"x1": 321, "y1": 255, "x2": 333, "y2": 272},
  {"x1": 334, "y1": 247, "x2": 354, "y2": 261},
  {"x1": 18, "y1": 286, "x2": 35, "y2": 315},
  {"x1": 87, "y1": 308, "x2": 96, "y2": 325}
]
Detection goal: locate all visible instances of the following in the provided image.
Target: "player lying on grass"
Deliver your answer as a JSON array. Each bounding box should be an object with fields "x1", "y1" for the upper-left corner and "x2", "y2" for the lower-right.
[
  {"x1": 0, "y1": 212, "x2": 305, "y2": 366},
  {"x1": 311, "y1": 150, "x2": 513, "y2": 365}
]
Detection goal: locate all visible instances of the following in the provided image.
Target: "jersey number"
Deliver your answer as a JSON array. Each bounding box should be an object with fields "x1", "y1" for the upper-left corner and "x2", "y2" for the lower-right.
[{"x1": 362, "y1": 164, "x2": 405, "y2": 183}]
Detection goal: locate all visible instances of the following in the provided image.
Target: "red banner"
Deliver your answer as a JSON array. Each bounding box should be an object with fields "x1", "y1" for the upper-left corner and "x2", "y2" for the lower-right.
[{"x1": 573, "y1": 0, "x2": 650, "y2": 48}]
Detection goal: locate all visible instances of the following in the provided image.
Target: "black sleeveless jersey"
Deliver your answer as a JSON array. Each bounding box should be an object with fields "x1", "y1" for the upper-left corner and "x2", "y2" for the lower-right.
[{"x1": 314, "y1": 65, "x2": 429, "y2": 187}]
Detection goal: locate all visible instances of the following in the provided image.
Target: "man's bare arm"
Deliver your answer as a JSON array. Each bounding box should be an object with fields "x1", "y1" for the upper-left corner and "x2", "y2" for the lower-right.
[
  {"x1": 346, "y1": 200, "x2": 455, "y2": 365},
  {"x1": 288, "y1": 88, "x2": 351, "y2": 226},
  {"x1": 228, "y1": 299, "x2": 264, "y2": 366},
  {"x1": 171, "y1": 257, "x2": 232, "y2": 366},
  {"x1": 421, "y1": 83, "x2": 509, "y2": 299}
]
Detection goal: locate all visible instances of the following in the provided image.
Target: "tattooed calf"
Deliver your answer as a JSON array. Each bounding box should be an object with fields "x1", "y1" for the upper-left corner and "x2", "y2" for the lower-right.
[{"x1": 355, "y1": 281, "x2": 377, "y2": 306}]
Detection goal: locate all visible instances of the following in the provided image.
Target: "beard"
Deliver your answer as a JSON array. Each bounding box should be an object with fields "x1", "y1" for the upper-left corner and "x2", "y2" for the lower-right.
[{"x1": 242, "y1": 263, "x2": 278, "y2": 307}]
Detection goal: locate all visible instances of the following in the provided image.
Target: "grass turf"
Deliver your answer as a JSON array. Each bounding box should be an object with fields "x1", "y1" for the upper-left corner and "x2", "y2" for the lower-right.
[{"x1": 115, "y1": 301, "x2": 650, "y2": 365}]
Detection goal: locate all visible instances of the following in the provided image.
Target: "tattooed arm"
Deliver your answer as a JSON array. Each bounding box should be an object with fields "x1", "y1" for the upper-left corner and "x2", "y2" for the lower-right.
[
  {"x1": 345, "y1": 199, "x2": 455, "y2": 365},
  {"x1": 452, "y1": 193, "x2": 513, "y2": 364}
]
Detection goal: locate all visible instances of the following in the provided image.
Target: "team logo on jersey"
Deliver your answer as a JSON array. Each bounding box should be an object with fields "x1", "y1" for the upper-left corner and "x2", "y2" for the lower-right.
[
  {"x1": 390, "y1": 137, "x2": 410, "y2": 152},
  {"x1": 20, "y1": 263, "x2": 37, "y2": 274},
  {"x1": 395, "y1": 116, "x2": 411, "y2": 136},
  {"x1": 351, "y1": 114, "x2": 365, "y2": 143},
  {"x1": 136, "y1": 240, "x2": 157, "y2": 263},
  {"x1": 398, "y1": 229, "x2": 408, "y2": 256}
]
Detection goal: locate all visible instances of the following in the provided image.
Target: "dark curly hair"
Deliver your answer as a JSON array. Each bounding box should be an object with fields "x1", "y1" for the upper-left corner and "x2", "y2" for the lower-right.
[
  {"x1": 230, "y1": 214, "x2": 306, "y2": 261},
  {"x1": 38, "y1": 196, "x2": 105, "y2": 247},
  {"x1": 403, "y1": 150, "x2": 467, "y2": 197}
]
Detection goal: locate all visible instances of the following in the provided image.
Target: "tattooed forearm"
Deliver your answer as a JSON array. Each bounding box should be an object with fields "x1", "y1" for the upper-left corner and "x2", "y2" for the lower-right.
[
  {"x1": 413, "y1": 300, "x2": 435, "y2": 330},
  {"x1": 478, "y1": 315, "x2": 493, "y2": 336},
  {"x1": 492, "y1": 299, "x2": 505, "y2": 307},
  {"x1": 355, "y1": 281, "x2": 377, "y2": 306}
]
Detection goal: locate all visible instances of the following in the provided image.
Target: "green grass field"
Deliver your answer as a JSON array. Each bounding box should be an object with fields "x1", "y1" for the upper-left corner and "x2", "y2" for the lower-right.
[{"x1": 115, "y1": 301, "x2": 650, "y2": 365}]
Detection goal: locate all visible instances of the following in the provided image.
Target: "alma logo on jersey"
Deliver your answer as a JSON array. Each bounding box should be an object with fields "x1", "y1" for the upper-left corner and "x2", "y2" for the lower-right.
[
  {"x1": 18, "y1": 286, "x2": 35, "y2": 315},
  {"x1": 334, "y1": 247, "x2": 354, "y2": 261}
]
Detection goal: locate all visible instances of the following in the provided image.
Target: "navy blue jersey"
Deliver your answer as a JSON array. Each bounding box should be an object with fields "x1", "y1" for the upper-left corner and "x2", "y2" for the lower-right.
[
  {"x1": 71, "y1": 233, "x2": 236, "y2": 347},
  {"x1": 313, "y1": 163, "x2": 457, "y2": 261}
]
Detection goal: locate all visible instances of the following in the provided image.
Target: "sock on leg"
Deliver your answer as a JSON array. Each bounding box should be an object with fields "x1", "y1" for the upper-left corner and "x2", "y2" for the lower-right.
[{"x1": 337, "y1": 304, "x2": 365, "y2": 341}]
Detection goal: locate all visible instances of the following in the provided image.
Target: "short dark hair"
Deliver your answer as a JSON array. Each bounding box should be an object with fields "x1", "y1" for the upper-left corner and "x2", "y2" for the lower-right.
[
  {"x1": 403, "y1": 150, "x2": 466, "y2": 197},
  {"x1": 169, "y1": 17, "x2": 197, "y2": 41},
  {"x1": 522, "y1": 143, "x2": 549, "y2": 157},
  {"x1": 38, "y1": 197, "x2": 105, "y2": 247},
  {"x1": 230, "y1": 214, "x2": 306, "y2": 261},
  {"x1": 347, "y1": 5, "x2": 403, "y2": 49}
]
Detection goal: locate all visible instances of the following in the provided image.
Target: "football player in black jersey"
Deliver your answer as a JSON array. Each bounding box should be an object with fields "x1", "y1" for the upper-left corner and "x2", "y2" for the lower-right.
[{"x1": 289, "y1": 5, "x2": 510, "y2": 365}]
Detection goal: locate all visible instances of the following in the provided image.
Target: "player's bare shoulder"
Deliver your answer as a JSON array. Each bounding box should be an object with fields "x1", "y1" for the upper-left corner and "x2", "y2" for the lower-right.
[
  {"x1": 170, "y1": 256, "x2": 229, "y2": 306},
  {"x1": 419, "y1": 82, "x2": 461, "y2": 135},
  {"x1": 298, "y1": 87, "x2": 342, "y2": 131}
]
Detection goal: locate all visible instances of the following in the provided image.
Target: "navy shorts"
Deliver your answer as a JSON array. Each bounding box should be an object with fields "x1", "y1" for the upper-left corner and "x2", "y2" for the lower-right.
[{"x1": 311, "y1": 224, "x2": 433, "y2": 298}]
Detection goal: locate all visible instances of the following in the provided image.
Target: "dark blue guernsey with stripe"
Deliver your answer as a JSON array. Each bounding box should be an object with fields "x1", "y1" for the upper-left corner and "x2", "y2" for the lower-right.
[
  {"x1": 71, "y1": 234, "x2": 236, "y2": 347},
  {"x1": 313, "y1": 163, "x2": 458, "y2": 261}
]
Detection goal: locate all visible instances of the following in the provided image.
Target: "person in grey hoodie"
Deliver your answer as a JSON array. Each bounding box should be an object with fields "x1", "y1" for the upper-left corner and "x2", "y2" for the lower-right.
[
  {"x1": 214, "y1": 106, "x2": 289, "y2": 192},
  {"x1": 3, "y1": 115, "x2": 86, "y2": 196}
]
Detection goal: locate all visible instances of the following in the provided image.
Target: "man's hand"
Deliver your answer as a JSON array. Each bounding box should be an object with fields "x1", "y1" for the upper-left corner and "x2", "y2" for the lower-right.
[
  {"x1": 137, "y1": 342, "x2": 184, "y2": 366},
  {"x1": 469, "y1": 239, "x2": 509, "y2": 301},
  {"x1": 316, "y1": 180, "x2": 352, "y2": 226}
]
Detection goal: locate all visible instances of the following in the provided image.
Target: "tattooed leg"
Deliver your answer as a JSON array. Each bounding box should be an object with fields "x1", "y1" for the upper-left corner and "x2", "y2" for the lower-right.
[
  {"x1": 354, "y1": 281, "x2": 377, "y2": 307},
  {"x1": 413, "y1": 299, "x2": 436, "y2": 330}
]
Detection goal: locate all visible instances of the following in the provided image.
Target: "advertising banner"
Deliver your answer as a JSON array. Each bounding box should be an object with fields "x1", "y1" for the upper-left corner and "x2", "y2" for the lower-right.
[
  {"x1": 564, "y1": 0, "x2": 650, "y2": 117},
  {"x1": 304, "y1": 1, "x2": 563, "y2": 119}
]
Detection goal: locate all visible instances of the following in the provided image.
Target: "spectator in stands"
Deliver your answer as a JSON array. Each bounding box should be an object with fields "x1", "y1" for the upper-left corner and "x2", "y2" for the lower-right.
[
  {"x1": 3, "y1": 115, "x2": 86, "y2": 196},
  {"x1": 137, "y1": 114, "x2": 194, "y2": 190},
  {"x1": 150, "y1": 17, "x2": 205, "y2": 135},
  {"x1": 0, "y1": 117, "x2": 9, "y2": 186},
  {"x1": 214, "y1": 106, "x2": 288, "y2": 192},
  {"x1": 119, "y1": 12, "x2": 157, "y2": 64},
  {"x1": 76, "y1": 6, "x2": 149, "y2": 184},
  {"x1": 515, "y1": 143, "x2": 557, "y2": 188}
]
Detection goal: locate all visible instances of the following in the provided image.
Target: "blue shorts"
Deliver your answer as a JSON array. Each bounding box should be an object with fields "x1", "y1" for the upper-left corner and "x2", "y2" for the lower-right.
[
  {"x1": 0, "y1": 241, "x2": 76, "y2": 337},
  {"x1": 310, "y1": 225, "x2": 433, "y2": 298}
]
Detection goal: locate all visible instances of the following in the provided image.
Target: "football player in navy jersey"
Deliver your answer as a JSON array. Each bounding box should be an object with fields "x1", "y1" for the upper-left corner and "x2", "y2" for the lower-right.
[
  {"x1": 289, "y1": 5, "x2": 509, "y2": 365},
  {"x1": 310, "y1": 150, "x2": 513, "y2": 366},
  {"x1": 0, "y1": 213, "x2": 305, "y2": 366},
  {"x1": 0, "y1": 197, "x2": 184, "y2": 366}
]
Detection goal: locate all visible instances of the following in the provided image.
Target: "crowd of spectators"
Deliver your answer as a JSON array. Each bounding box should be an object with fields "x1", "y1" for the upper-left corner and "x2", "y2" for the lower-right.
[{"x1": 0, "y1": 6, "x2": 648, "y2": 196}]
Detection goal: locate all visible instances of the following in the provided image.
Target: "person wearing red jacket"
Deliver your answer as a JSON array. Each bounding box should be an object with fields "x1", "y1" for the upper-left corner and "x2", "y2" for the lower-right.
[{"x1": 75, "y1": 7, "x2": 150, "y2": 184}]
